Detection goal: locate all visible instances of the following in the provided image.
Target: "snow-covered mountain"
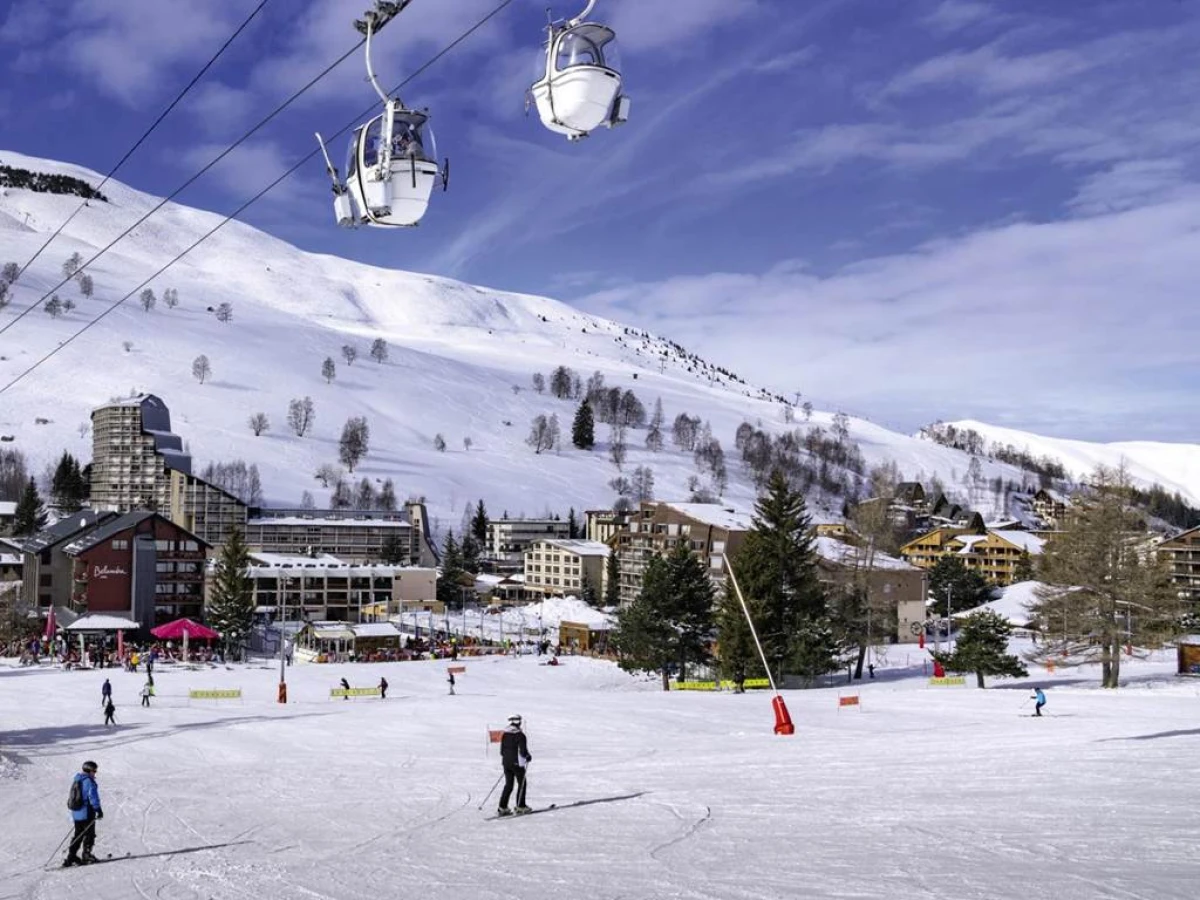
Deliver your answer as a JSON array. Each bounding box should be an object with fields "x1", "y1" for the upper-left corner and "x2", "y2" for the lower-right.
[{"x1": 1, "y1": 150, "x2": 1197, "y2": 533}]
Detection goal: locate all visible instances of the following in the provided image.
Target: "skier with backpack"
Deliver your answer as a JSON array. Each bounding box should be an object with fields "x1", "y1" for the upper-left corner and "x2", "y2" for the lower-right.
[
  {"x1": 64, "y1": 760, "x2": 103, "y2": 866},
  {"x1": 497, "y1": 714, "x2": 532, "y2": 817},
  {"x1": 100, "y1": 678, "x2": 111, "y2": 707}
]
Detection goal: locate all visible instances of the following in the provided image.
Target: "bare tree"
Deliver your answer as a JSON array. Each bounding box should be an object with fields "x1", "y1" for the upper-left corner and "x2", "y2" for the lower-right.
[
  {"x1": 287, "y1": 396, "x2": 315, "y2": 437},
  {"x1": 434, "y1": 433, "x2": 446, "y2": 452},
  {"x1": 631, "y1": 465, "x2": 655, "y2": 502},
  {"x1": 139, "y1": 288, "x2": 156, "y2": 312},
  {"x1": 314, "y1": 462, "x2": 343, "y2": 488},
  {"x1": 610, "y1": 424, "x2": 628, "y2": 469},
  {"x1": 1, "y1": 262, "x2": 19, "y2": 284},
  {"x1": 192, "y1": 355, "x2": 212, "y2": 384},
  {"x1": 122, "y1": 340, "x2": 134, "y2": 353},
  {"x1": 370, "y1": 338, "x2": 389, "y2": 363},
  {"x1": 342, "y1": 344, "x2": 358, "y2": 366},
  {"x1": 44, "y1": 295, "x2": 63, "y2": 318},
  {"x1": 463, "y1": 436, "x2": 473, "y2": 452},
  {"x1": 62, "y1": 297, "x2": 75, "y2": 314},
  {"x1": 832, "y1": 411, "x2": 850, "y2": 442},
  {"x1": 248, "y1": 413, "x2": 269, "y2": 436},
  {"x1": 0, "y1": 281, "x2": 8, "y2": 309},
  {"x1": 162, "y1": 287, "x2": 179, "y2": 308},
  {"x1": 378, "y1": 478, "x2": 397, "y2": 511},
  {"x1": 62, "y1": 252, "x2": 83, "y2": 279},
  {"x1": 77, "y1": 273, "x2": 94, "y2": 298},
  {"x1": 300, "y1": 490, "x2": 316, "y2": 509},
  {"x1": 338, "y1": 416, "x2": 370, "y2": 472},
  {"x1": 802, "y1": 401, "x2": 813, "y2": 421},
  {"x1": 532, "y1": 372, "x2": 546, "y2": 394},
  {"x1": 354, "y1": 478, "x2": 376, "y2": 510},
  {"x1": 526, "y1": 415, "x2": 553, "y2": 454},
  {"x1": 215, "y1": 302, "x2": 233, "y2": 322},
  {"x1": 322, "y1": 357, "x2": 336, "y2": 383}
]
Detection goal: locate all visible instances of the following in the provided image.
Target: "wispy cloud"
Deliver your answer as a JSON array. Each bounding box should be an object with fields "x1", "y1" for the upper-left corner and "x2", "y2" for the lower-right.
[
  {"x1": 607, "y1": 0, "x2": 763, "y2": 52},
  {"x1": 922, "y1": 1, "x2": 997, "y2": 35}
]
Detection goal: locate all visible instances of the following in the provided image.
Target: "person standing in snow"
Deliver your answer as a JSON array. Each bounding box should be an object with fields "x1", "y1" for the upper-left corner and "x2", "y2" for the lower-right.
[
  {"x1": 448, "y1": 671, "x2": 456, "y2": 695},
  {"x1": 140, "y1": 682, "x2": 152, "y2": 708},
  {"x1": 497, "y1": 714, "x2": 532, "y2": 816},
  {"x1": 64, "y1": 760, "x2": 103, "y2": 866},
  {"x1": 100, "y1": 678, "x2": 112, "y2": 707},
  {"x1": 379, "y1": 677, "x2": 388, "y2": 699},
  {"x1": 103, "y1": 698, "x2": 116, "y2": 726},
  {"x1": 1032, "y1": 687, "x2": 1047, "y2": 717},
  {"x1": 340, "y1": 677, "x2": 350, "y2": 700}
]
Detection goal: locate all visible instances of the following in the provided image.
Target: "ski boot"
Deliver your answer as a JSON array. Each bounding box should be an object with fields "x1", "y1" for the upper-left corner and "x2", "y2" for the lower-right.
[
  {"x1": 496, "y1": 807, "x2": 513, "y2": 817},
  {"x1": 515, "y1": 805, "x2": 532, "y2": 815},
  {"x1": 62, "y1": 857, "x2": 79, "y2": 868}
]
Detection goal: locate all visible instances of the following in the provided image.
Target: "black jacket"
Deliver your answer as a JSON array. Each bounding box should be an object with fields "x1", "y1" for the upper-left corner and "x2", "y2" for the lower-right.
[{"x1": 500, "y1": 728, "x2": 530, "y2": 768}]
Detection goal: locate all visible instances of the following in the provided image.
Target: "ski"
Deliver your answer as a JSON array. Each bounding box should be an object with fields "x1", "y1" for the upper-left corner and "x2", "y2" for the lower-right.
[
  {"x1": 53, "y1": 852, "x2": 132, "y2": 870},
  {"x1": 486, "y1": 804, "x2": 557, "y2": 821}
]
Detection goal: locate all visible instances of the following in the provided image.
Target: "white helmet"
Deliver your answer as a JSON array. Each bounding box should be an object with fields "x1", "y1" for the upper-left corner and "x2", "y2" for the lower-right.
[{"x1": 508, "y1": 714, "x2": 522, "y2": 726}]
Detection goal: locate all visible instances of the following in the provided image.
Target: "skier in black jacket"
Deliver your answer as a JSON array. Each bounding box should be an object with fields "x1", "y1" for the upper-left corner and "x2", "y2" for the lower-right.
[{"x1": 497, "y1": 714, "x2": 531, "y2": 816}]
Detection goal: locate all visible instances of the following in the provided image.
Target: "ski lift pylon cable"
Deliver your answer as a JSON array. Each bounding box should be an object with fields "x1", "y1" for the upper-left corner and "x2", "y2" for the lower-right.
[
  {"x1": 0, "y1": 0, "x2": 272, "y2": 333},
  {"x1": 0, "y1": 4, "x2": 366, "y2": 340},
  {"x1": 0, "y1": 0, "x2": 517, "y2": 396}
]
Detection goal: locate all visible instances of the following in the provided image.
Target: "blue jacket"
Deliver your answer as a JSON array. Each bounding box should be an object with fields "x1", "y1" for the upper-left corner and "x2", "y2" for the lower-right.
[
  {"x1": 71, "y1": 773, "x2": 102, "y2": 822},
  {"x1": 1034, "y1": 689, "x2": 1046, "y2": 705}
]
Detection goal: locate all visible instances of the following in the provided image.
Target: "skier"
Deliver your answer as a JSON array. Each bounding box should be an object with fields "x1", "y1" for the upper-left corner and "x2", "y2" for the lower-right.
[
  {"x1": 64, "y1": 760, "x2": 103, "y2": 867},
  {"x1": 103, "y1": 698, "x2": 116, "y2": 726},
  {"x1": 448, "y1": 671, "x2": 456, "y2": 695},
  {"x1": 340, "y1": 677, "x2": 350, "y2": 700},
  {"x1": 1032, "y1": 687, "x2": 1047, "y2": 717},
  {"x1": 379, "y1": 677, "x2": 388, "y2": 699},
  {"x1": 100, "y1": 678, "x2": 112, "y2": 707},
  {"x1": 140, "y1": 682, "x2": 152, "y2": 708},
  {"x1": 497, "y1": 714, "x2": 532, "y2": 817}
]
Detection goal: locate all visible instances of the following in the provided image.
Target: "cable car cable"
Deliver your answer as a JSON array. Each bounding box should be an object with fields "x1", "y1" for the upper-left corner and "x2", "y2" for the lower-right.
[
  {"x1": 2, "y1": 0, "x2": 271, "y2": 296},
  {"x1": 0, "y1": 0, "x2": 516, "y2": 396},
  {"x1": 0, "y1": 7, "x2": 367, "y2": 339}
]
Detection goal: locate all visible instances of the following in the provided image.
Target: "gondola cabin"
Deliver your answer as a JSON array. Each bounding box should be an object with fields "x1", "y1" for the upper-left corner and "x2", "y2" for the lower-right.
[
  {"x1": 532, "y1": 21, "x2": 629, "y2": 141},
  {"x1": 344, "y1": 105, "x2": 440, "y2": 228}
]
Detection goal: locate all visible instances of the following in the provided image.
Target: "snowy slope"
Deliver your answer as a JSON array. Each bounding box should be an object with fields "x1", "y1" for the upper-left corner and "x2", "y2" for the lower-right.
[
  {"x1": 1, "y1": 149, "x2": 1197, "y2": 531},
  {"x1": 946, "y1": 419, "x2": 1200, "y2": 505},
  {"x1": 2, "y1": 646, "x2": 1197, "y2": 900}
]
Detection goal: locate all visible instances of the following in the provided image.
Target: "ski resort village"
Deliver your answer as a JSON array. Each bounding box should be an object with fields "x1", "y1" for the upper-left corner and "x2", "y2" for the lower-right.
[{"x1": 3, "y1": 1, "x2": 1200, "y2": 898}]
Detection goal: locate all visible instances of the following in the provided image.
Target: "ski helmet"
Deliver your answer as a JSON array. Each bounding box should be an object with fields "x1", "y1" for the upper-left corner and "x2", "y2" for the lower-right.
[
  {"x1": 82, "y1": 760, "x2": 98, "y2": 773},
  {"x1": 508, "y1": 714, "x2": 522, "y2": 726}
]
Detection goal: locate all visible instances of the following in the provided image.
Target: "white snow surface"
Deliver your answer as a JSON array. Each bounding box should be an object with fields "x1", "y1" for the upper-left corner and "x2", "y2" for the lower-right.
[
  {"x1": 3, "y1": 645, "x2": 1199, "y2": 899},
  {"x1": 1, "y1": 150, "x2": 1197, "y2": 533},
  {"x1": 954, "y1": 580, "x2": 1045, "y2": 626}
]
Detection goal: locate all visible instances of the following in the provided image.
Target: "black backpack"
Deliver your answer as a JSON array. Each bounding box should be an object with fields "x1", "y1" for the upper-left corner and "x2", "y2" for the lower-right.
[{"x1": 67, "y1": 778, "x2": 85, "y2": 811}]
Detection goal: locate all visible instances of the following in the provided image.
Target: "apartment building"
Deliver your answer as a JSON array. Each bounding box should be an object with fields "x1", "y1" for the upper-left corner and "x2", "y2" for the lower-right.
[
  {"x1": 900, "y1": 527, "x2": 1045, "y2": 586},
  {"x1": 615, "y1": 502, "x2": 752, "y2": 605},
  {"x1": 585, "y1": 509, "x2": 632, "y2": 546},
  {"x1": 63, "y1": 511, "x2": 209, "y2": 631},
  {"x1": 244, "y1": 502, "x2": 437, "y2": 567},
  {"x1": 1158, "y1": 525, "x2": 1200, "y2": 603},
  {"x1": 20, "y1": 510, "x2": 118, "y2": 610},
  {"x1": 90, "y1": 393, "x2": 248, "y2": 546},
  {"x1": 1029, "y1": 488, "x2": 1069, "y2": 530},
  {"x1": 486, "y1": 517, "x2": 571, "y2": 565},
  {"x1": 242, "y1": 552, "x2": 436, "y2": 622},
  {"x1": 523, "y1": 539, "x2": 609, "y2": 598}
]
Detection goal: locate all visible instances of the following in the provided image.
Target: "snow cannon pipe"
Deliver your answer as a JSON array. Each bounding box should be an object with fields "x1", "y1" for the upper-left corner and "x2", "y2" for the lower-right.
[{"x1": 724, "y1": 555, "x2": 795, "y2": 735}]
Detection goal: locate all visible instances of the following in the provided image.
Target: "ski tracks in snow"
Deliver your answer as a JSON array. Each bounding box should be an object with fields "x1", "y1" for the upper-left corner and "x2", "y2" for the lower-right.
[{"x1": 648, "y1": 800, "x2": 712, "y2": 860}]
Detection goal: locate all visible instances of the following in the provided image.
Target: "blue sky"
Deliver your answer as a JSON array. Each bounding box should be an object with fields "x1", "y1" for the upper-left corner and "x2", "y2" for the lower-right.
[{"x1": 3, "y1": 0, "x2": 1199, "y2": 442}]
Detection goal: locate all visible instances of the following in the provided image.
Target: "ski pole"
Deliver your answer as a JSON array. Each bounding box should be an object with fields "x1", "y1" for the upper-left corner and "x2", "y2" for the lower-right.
[
  {"x1": 477, "y1": 773, "x2": 504, "y2": 810},
  {"x1": 44, "y1": 827, "x2": 74, "y2": 868}
]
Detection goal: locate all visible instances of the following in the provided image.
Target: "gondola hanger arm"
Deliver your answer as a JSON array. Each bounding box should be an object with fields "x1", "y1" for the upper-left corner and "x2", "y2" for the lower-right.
[{"x1": 567, "y1": 0, "x2": 597, "y2": 28}]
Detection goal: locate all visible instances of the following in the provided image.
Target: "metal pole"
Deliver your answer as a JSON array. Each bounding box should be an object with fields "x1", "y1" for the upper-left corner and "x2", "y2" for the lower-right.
[
  {"x1": 946, "y1": 586, "x2": 952, "y2": 649},
  {"x1": 723, "y1": 555, "x2": 779, "y2": 693},
  {"x1": 278, "y1": 575, "x2": 287, "y2": 702}
]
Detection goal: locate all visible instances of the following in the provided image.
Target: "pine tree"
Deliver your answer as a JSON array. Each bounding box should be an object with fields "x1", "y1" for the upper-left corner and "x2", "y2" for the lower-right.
[
  {"x1": 928, "y1": 555, "x2": 993, "y2": 615},
  {"x1": 716, "y1": 584, "x2": 759, "y2": 691},
  {"x1": 571, "y1": 401, "x2": 595, "y2": 450},
  {"x1": 604, "y1": 550, "x2": 621, "y2": 607},
  {"x1": 378, "y1": 478, "x2": 397, "y2": 511},
  {"x1": 13, "y1": 477, "x2": 48, "y2": 536},
  {"x1": 471, "y1": 499, "x2": 488, "y2": 548},
  {"x1": 51, "y1": 451, "x2": 86, "y2": 512},
  {"x1": 730, "y1": 469, "x2": 830, "y2": 685},
  {"x1": 207, "y1": 527, "x2": 254, "y2": 658},
  {"x1": 933, "y1": 609, "x2": 1027, "y2": 688},
  {"x1": 380, "y1": 531, "x2": 406, "y2": 564},
  {"x1": 567, "y1": 507, "x2": 579, "y2": 539},
  {"x1": 437, "y1": 531, "x2": 466, "y2": 608},
  {"x1": 461, "y1": 533, "x2": 481, "y2": 573},
  {"x1": 580, "y1": 571, "x2": 599, "y2": 607},
  {"x1": 611, "y1": 593, "x2": 675, "y2": 688},
  {"x1": 1013, "y1": 548, "x2": 1036, "y2": 582}
]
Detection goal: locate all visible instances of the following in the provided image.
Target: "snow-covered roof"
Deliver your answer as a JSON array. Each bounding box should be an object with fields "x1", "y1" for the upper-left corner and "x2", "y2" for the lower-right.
[
  {"x1": 249, "y1": 552, "x2": 347, "y2": 568},
  {"x1": 954, "y1": 535, "x2": 989, "y2": 554},
  {"x1": 535, "y1": 539, "x2": 610, "y2": 557},
  {"x1": 352, "y1": 622, "x2": 402, "y2": 638},
  {"x1": 0, "y1": 501, "x2": 15, "y2": 517},
  {"x1": 813, "y1": 536, "x2": 917, "y2": 571},
  {"x1": 664, "y1": 502, "x2": 755, "y2": 532},
  {"x1": 247, "y1": 516, "x2": 410, "y2": 528},
  {"x1": 65, "y1": 614, "x2": 141, "y2": 631},
  {"x1": 0, "y1": 552, "x2": 21, "y2": 565},
  {"x1": 953, "y1": 580, "x2": 1043, "y2": 626},
  {"x1": 991, "y1": 530, "x2": 1046, "y2": 554}
]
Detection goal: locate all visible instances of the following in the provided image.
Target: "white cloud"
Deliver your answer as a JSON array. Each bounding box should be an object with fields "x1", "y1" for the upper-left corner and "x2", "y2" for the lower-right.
[
  {"x1": 574, "y1": 194, "x2": 1200, "y2": 439},
  {"x1": 922, "y1": 1, "x2": 997, "y2": 34},
  {"x1": 883, "y1": 43, "x2": 1095, "y2": 97},
  {"x1": 606, "y1": 0, "x2": 762, "y2": 52}
]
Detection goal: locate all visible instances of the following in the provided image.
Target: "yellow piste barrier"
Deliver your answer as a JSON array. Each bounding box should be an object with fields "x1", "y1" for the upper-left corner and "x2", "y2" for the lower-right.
[
  {"x1": 188, "y1": 688, "x2": 242, "y2": 701},
  {"x1": 330, "y1": 687, "x2": 382, "y2": 699},
  {"x1": 673, "y1": 678, "x2": 770, "y2": 691},
  {"x1": 928, "y1": 676, "x2": 967, "y2": 687}
]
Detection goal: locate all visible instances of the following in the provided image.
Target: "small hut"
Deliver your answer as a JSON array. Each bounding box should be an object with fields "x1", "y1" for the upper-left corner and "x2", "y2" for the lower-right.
[{"x1": 559, "y1": 619, "x2": 612, "y2": 654}]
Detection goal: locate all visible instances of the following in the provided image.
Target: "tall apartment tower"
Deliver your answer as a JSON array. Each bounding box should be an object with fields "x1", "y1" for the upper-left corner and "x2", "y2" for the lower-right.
[{"x1": 90, "y1": 394, "x2": 192, "y2": 513}]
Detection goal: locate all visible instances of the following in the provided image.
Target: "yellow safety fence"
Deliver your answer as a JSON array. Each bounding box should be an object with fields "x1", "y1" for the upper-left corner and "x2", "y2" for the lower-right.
[
  {"x1": 330, "y1": 687, "x2": 382, "y2": 698},
  {"x1": 188, "y1": 689, "x2": 242, "y2": 700},
  {"x1": 928, "y1": 676, "x2": 967, "y2": 687},
  {"x1": 673, "y1": 678, "x2": 771, "y2": 691}
]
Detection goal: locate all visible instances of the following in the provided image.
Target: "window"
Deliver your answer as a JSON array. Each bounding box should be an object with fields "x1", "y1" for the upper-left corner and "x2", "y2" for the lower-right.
[{"x1": 112, "y1": 540, "x2": 128, "y2": 550}]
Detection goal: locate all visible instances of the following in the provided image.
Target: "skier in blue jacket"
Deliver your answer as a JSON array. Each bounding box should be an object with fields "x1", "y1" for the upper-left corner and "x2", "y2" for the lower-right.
[
  {"x1": 1032, "y1": 687, "x2": 1046, "y2": 717},
  {"x1": 65, "y1": 760, "x2": 103, "y2": 866}
]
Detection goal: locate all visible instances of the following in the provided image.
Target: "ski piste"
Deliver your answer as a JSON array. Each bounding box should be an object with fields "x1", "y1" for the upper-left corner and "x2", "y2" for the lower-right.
[
  {"x1": 50, "y1": 852, "x2": 132, "y2": 871},
  {"x1": 487, "y1": 804, "x2": 557, "y2": 821}
]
